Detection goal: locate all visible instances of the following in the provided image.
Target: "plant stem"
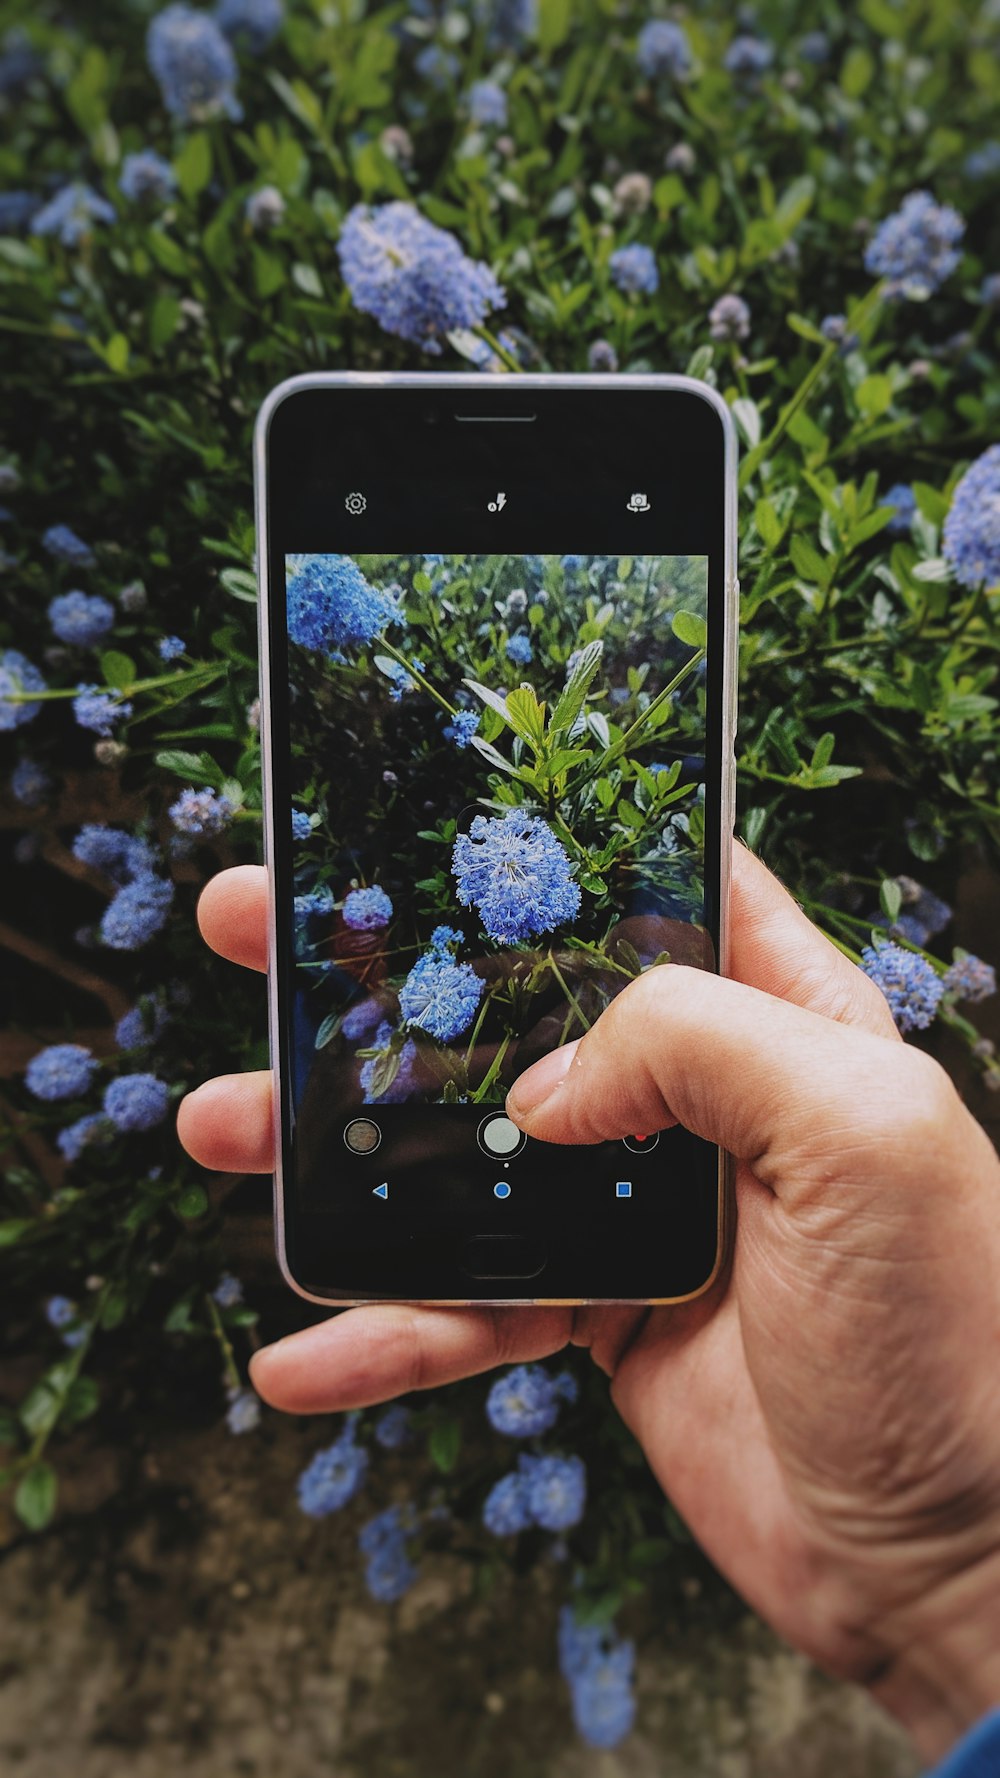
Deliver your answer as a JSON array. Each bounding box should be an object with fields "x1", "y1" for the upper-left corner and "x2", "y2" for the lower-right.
[
  {"x1": 377, "y1": 637, "x2": 458, "y2": 717},
  {"x1": 205, "y1": 1292, "x2": 243, "y2": 1395},
  {"x1": 470, "y1": 1032, "x2": 512, "y2": 1103},
  {"x1": 547, "y1": 950, "x2": 592, "y2": 1032}
]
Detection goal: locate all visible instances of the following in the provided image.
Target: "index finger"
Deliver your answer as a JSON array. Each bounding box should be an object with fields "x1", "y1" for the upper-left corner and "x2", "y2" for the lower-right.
[{"x1": 197, "y1": 865, "x2": 268, "y2": 973}]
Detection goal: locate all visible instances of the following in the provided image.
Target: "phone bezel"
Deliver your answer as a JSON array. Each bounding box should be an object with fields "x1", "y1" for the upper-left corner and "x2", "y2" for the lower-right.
[{"x1": 254, "y1": 372, "x2": 738, "y2": 1307}]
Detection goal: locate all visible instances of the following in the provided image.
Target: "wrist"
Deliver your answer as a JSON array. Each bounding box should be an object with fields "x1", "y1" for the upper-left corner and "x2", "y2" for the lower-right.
[{"x1": 869, "y1": 1546, "x2": 1000, "y2": 1762}]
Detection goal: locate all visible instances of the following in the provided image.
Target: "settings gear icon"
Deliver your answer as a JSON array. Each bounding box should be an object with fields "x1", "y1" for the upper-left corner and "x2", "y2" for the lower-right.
[{"x1": 344, "y1": 490, "x2": 367, "y2": 516}]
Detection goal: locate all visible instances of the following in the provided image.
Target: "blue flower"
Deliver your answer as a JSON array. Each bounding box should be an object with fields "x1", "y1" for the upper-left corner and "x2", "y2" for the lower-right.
[
  {"x1": 521, "y1": 1453, "x2": 586, "y2": 1531},
  {"x1": 73, "y1": 686, "x2": 133, "y2": 735},
  {"x1": 943, "y1": 445, "x2": 1000, "y2": 591},
  {"x1": 48, "y1": 590, "x2": 115, "y2": 648},
  {"x1": 291, "y1": 809, "x2": 312, "y2": 841},
  {"x1": 588, "y1": 339, "x2": 618, "y2": 372},
  {"x1": 485, "y1": 1363, "x2": 574, "y2": 1437},
  {"x1": 360, "y1": 1023, "x2": 421, "y2": 1104},
  {"x1": 429, "y1": 924, "x2": 464, "y2": 953},
  {"x1": 42, "y1": 523, "x2": 94, "y2": 565},
  {"x1": 46, "y1": 1296, "x2": 86, "y2": 1348},
  {"x1": 483, "y1": 1470, "x2": 534, "y2": 1535},
  {"x1": 0, "y1": 29, "x2": 42, "y2": 98},
  {"x1": 286, "y1": 554, "x2": 399, "y2": 653},
  {"x1": 337, "y1": 202, "x2": 505, "y2": 354},
  {"x1": 158, "y1": 634, "x2": 186, "y2": 662},
  {"x1": 708, "y1": 293, "x2": 750, "y2": 341},
  {"x1": 981, "y1": 274, "x2": 1000, "y2": 308},
  {"x1": 225, "y1": 1387, "x2": 262, "y2": 1434},
  {"x1": 964, "y1": 142, "x2": 1000, "y2": 180},
  {"x1": 561, "y1": 1616, "x2": 637, "y2": 1749},
  {"x1": 443, "y1": 708, "x2": 480, "y2": 749},
  {"x1": 57, "y1": 1114, "x2": 110, "y2": 1162},
  {"x1": 724, "y1": 34, "x2": 774, "y2": 77},
  {"x1": 100, "y1": 876, "x2": 174, "y2": 949},
  {"x1": 943, "y1": 952, "x2": 997, "y2": 1004},
  {"x1": 864, "y1": 189, "x2": 965, "y2": 300},
  {"x1": 636, "y1": 20, "x2": 691, "y2": 80},
  {"x1": 373, "y1": 1404, "x2": 413, "y2": 1449},
  {"x1": 215, "y1": 0, "x2": 283, "y2": 53},
  {"x1": 798, "y1": 30, "x2": 830, "y2": 64},
  {"x1": 0, "y1": 191, "x2": 41, "y2": 232},
  {"x1": 415, "y1": 43, "x2": 460, "y2": 88},
  {"x1": 820, "y1": 312, "x2": 859, "y2": 353},
  {"x1": 115, "y1": 997, "x2": 169, "y2": 1049},
  {"x1": 245, "y1": 184, "x2": 286, "y2": 229},
  {"x1": 169, "y1": 786, "x2": 234, "y2": 836},
  {"x1": 25, "y1": 1043, "x2": 97, "y2": 1102},
  {"x1": 399, "y1": 951, "x2": 484, "y2": 1042},
  {"x1": 468, "y1": 79, "x2": 507, "y2": 127},
  {"x1": 609, "y1": 244, "x2": 658, "y2": 295},
  {"x1": 147, "y1": 4, "x2": 241, "y2": 122},
  {"x1": 452, "y1": 809, "x2": 581, "y2": 944},
  {"x1": 31, "y1": 183, "x2": 115, "y2": 247},
  {"x1": 103, "y1": 1072, "x2": 170, "y2": 1131},
  {"x1": 860, "y1": 941, "x2": 944, "y2": 1033},
  {"x1": 341, "y1": 997, "x2": 388, "y2": 1041},
  {"x1": 213, "y1": 1272, "x2": 244, "y2": 1307},
  {"x1": 358, "y1": 1506, "x2": 420, "y2": 1601},
  {"x1": 73, "y1": 824, "x2": 158, "y2": 882},
  {"x1": 120, "y1": 151, "x2": 178, "y2": 205},
  {"x1": 297, "y1": 1426, "x2": 369, "y2": 1516},
  {"x1": 473, "y1": 0, "x2": 535, "y2": 46},
  {"x1": 381, "y1": 657, "x2": 421, "y2": 700},
  {"x1": 894, "y1": 879, "x2": 952, "y2": 942},
  {"x1": 343, "y1": 886, "x2": 393, "y2": 930},
  {"x1": 505, "y1": 633, "x2": 534, "y2": 666},
  {"x1": 560, "y1": 555, "x2": 584, "y2": 573},
  {"x1": 0, "y1": 651, "x2": 49, "y2": 727},
  {"x1": 882, "y1": 482, "x2": 917, "y2": 538},
  {"x1": 10, "y1": 758, "x2": 50, "y2": 806}
]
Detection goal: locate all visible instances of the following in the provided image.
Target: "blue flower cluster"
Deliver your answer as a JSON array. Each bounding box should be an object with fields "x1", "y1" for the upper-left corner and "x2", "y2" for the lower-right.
[
  {"x1": 169, "y1": 786, "x2": 234, "y2": 837},
  {"x1": 343, "y1": 885, "x2": 393, "y2": 930},
  {"x1": 46, "y1": 1296, "x2": 86, "y2": 1350},
  {"x1": 468, "y1": 79, "x2": 507, "y2": 128},
  {"x1": 115, "y1": 996, "x2": 169, "y2": 1050},
  {"x1": 42, "y1": 523, "x2": 94, "y2": 565},
  {"x1": 505, "y1": 633, "x2": 533, "y2": 666},
  {"x1": 864, "y1": 189, "x2": 965, "y2": 300},
  {"x1": 476, "y1": 0, "x2": 535, "y2": 48},
  {"x1": 120, "y1": 151, "x2": 177, "y2": 206},
  {"x1": 943, "y1": 952, "x2": 997, "y2": 1004},
  {"x1": 485, "y1": 1364, "x2": 578, "y2": 1437},
  {"x1": 337, "y1": 202, "x2": 505, "y2": 354},
  {"x1": 608, "y1": 244, "x2": 658, "y2": 296},
  {"x1": 414, "y1": 43, "x2": 459, "y2": 89},
  {"x1": 373, "y1": 1404, "x2": 413, "y2": 1450},
  {"x1": 48, "y1": 590, "x2": 115, "y2": 648},
  {"x1": 442, "y1": 708, "x2": 480, "y2": 749},
  {"x1": 883, "y1": 482, "x2": 917, "y2": 538},
  {"x1": 358, "y1": 1504, "x2": 419, "y2": 1602},
  {"x1": 57, "y1": 1114, "x2": 109, "y2": 1162},
  {"x1": 73, "y1": 824, "x2": 157, "y2": 881},
  {"x1": 297, "y1": 1419, "x2": 369, "y2": 1516},
  {"x1": 723, "y1": 34, "x2": 774, "y2": 77},
  {"x1": 25, "y1": 1043, "x2": 98, "y2": 1102},
  {"x1": 709, "y1": 293, "x2": 751, "y2": 342},
  {"x1": 820, "y1": 313, "x2": 859, "y2": 353},
  {"x1": 0, "y1": 192, "x2": 39, "y2": 233},
  {"x1": 942, "y1": 445, "x2": 1000, "y2": 591},
  {"x1": 0, "y1": 649, "x2": 46, "y2": 730},
  {"x1": 31, "y1": 183, "x2": 115, "y2": 247},
  {"x1": 215, "y1": 0, "x2": 283, "y2": 53},
  {"x1": 558, "y1": 1606, "x2": 637, "y2": 1750},
  {"x1": 636, "y1": 19, "x2": 691, "y2": 80},
  {"x1": 452, "y1": 809, "x2": 581, "y2": 944},
  {"x1": 103, "y1": 1072, "x2": 169, "y2": 1131},
  {"x1": 287, "y1": 554, "x2": 399, "y2": 653},
  {"x1": 360, "y1": 1023, "x2": 421, "y2": 1104},
  {"x1": 225, "y1": 1387, "x2": 262, "y2": 1434},
  {"x1": 10, "y1": 757, "x2": 50, "y2": 806},
  {"x1": 483, "y1": 1453, "x2": 586, "y2": 1535},
  {"x1": 73, "y1": 824, "x2": 173, "y2": 950},
  {"x1": 147, "y1": 4, "x2": 241, "y2": 123},
  {"x1": 291, "y1": 808, "x2": 312, "y2": 841},
  {"x1": 213, "y1": 1272, "x2": 244, "y2": 1308},
  {"x1": 73, "y1": 686, "x2": 133, "y2": 735},
  {"x1": 588, "y1": 339, "x2": 618, "y2": 372},
  {"x1": 860, "y1": 941, "x2": 945, "y2": 1032},
  {"x1": 399, "y1": 948, "x2": 484, "y2": 1043},
  {"x1": 158, "y1": 634, "x2": 186, "y2": 662}
]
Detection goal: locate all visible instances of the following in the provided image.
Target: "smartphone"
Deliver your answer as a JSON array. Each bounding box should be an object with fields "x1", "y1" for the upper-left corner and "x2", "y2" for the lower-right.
[{"x1": 254, "y1": 373, "x2": 738, "y2": 1306}]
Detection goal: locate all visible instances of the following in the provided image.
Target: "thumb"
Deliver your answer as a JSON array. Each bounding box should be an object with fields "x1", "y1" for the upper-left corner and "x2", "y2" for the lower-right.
[{"x1": 505, "y1": 966, "x2": 957, "y2": 1207}]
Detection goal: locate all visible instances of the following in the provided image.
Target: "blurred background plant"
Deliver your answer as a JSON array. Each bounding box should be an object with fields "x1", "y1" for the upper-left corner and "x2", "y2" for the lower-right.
[{"x1": 1, "y1": 0, "x2": 998, "y2": 1759}]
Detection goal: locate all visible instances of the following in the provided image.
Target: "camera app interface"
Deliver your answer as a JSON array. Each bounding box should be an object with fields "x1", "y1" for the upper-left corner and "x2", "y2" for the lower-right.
[{"x1": 282, "y1": 550, "x2": 712, "y2": 1207}]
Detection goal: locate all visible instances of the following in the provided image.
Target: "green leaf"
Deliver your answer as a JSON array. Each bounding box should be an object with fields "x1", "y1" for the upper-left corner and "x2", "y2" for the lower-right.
[
  {"x1": 671, "y1": 610, "x2": 707, "y2": 649},
  {"x1": 100, "y1": 1288, "x2": 128, "y2": 1330},
  {"x1": 505, "y1": 687, "x2": 546, "y2": 748},
  {"x1": 101, "y1": 650, "x2": 136, "y2": 692},
  {"x1": 252, "y1": 245, "x2": 286, "y2": 299},
  {"x1": 0, "y1": 1219, "x2": 33, "y2": 1248},
  {"x1": 291, "y1": 262, "x2": 323, "y2": 298},
  {"x1": 149, "y1": 293, "x2": 181, "y2": 352},
  {"x1": 105, "y1": 332, "x2": 129, "y2": 375},
  {"x1": 731, "y1": 398, "x2": 761, "y2": 450},
  {"x1": 15, "y1": 1462, "x2": 57, "y2": 1532},
  {"x1": 810, "y1": 732, "x2": 835, "y2": 770},
  {"x1": 428, "y1": 1418, "x2": 461, "y2": 1473},
  {"x1": 754, "y1": 498, "x2": 784, "y2": 551},
  {"x1": 146, "y1": 230, "x2": 189, "y2": 276},
  {"x1": 538, "y1": 0, "x2": 572, "y2": 47},
  {"x1": 880, "y1": 878, "x2": 903, "y2": 923},
  {"x1": 856, "y1": 375, "x2": 893, "y2": 419},
  {"x1": 549, "y1": 639, "x2": 603, "y2": 734},
  {"x1": 155, "y1": 749, "x2": 225, "y2": 787},
  {"x1": 176, "y1": 1185, "x2": 209, "y2": 1220},
  {"x1": 789, "y1": 535, "x2": 827, "y2": 583},
  {"x1": 841, "y1": 45, "x2": 875, "y2": 97},
  {"x1": 220, "y1": 566, "x2": 258, "y2": 603},
  {"x1": 64, "y1": 1376, "x2": 100, "y2": 1425},
  {"x1": 175, "y1": 131, "x2": 213, "y2": 201}
]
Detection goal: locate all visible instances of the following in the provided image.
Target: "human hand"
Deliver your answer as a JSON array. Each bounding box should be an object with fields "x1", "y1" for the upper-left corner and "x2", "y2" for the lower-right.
[{"x1": 177, "y1": 845, "x2": 1000, "y2": 1760}]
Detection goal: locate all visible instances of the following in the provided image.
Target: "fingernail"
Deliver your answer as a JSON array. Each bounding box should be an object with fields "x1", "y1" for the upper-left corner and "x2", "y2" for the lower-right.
[{"x1": 507, "y1": 1042, "x2": 578, "y2": 1119}]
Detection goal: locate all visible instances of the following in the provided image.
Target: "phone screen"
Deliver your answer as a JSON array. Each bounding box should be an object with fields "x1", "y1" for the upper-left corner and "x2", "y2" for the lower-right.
[{"x1": 261, "y1": 381, "x2": 733, "y2": 1302}]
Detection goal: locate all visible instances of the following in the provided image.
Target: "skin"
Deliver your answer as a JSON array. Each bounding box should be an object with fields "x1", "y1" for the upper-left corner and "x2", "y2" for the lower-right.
[{"x1": 178, "y1": 844, "x2": 1000, "y2": 1761}]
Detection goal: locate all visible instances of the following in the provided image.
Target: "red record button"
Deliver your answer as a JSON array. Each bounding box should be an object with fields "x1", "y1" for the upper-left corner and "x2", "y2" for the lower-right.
[{"x1": 622, "y1": 1132, "x2": 660, "y2": 1155}]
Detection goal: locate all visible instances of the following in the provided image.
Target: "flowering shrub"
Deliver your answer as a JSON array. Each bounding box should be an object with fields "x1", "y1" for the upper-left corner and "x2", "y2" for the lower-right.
[{"x1": 1, "y1": 0, "x2": 999, "y2": 1752}]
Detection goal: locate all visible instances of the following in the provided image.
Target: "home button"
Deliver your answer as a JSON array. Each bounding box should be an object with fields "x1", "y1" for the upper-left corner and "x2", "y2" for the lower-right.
[{"x1": 460, "y1": 1235, "x2": 547, "y2": 1279}]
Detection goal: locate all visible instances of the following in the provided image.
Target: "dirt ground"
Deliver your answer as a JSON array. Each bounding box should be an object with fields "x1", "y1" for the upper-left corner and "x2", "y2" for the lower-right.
[{"x1": 0, "y1": 1407, "x2": 918, "y2": 1778}]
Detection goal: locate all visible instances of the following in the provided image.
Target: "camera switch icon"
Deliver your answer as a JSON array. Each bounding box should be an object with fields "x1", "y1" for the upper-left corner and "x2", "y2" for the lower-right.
[{"x1": 626, "y1": 492, "x2": 651, "y2": 513}]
